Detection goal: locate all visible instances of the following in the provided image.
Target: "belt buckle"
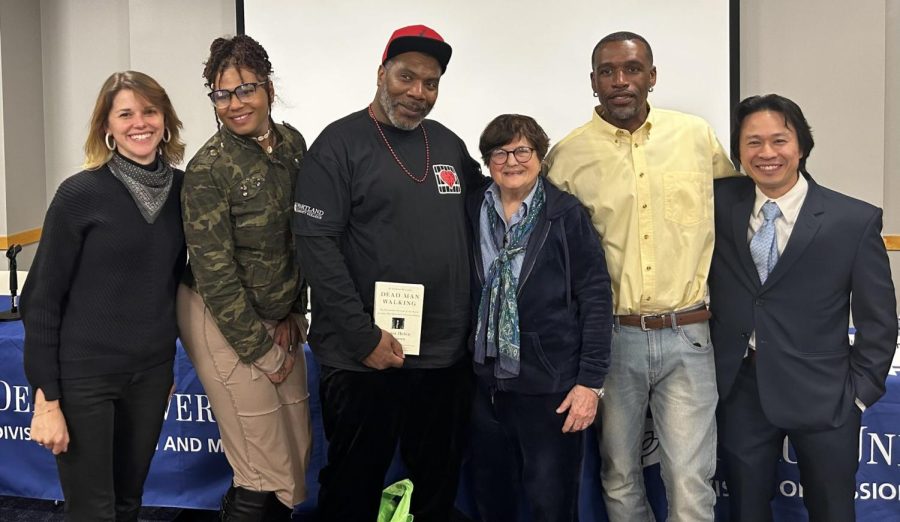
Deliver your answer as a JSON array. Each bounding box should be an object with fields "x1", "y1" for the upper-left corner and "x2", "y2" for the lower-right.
[{"x1": 639, "y1": 314, "x2": 655, "y2": 331}]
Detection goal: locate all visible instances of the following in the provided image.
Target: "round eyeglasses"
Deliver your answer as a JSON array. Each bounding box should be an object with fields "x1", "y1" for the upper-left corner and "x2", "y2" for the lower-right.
[
  {"x1": 489, "y1": 146, "x2": 535, "y2": 165},
  {"x1": 207, "y1": 80, "x2": 269, "y2": 109}
]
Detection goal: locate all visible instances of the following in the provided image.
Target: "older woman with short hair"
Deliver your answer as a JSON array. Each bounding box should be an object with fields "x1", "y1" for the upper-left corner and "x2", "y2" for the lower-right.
[
  {"x1": 466, "y1": 114, "x2": 612, "y2": 521},
  {"x1": 23, "y1": 70, "x2": 186, "y2": 521}
]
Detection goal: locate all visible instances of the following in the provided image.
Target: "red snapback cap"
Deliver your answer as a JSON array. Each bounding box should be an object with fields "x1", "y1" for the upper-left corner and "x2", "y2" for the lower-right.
[{"x1": 381, "y1": 24, "x2": 452, "y2": 73}]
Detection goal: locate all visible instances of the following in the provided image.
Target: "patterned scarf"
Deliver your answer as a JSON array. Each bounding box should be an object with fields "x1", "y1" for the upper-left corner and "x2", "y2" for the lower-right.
[
  {"x1": 107, "y1": 152, "x2": 174, "y2": 224},
  {"x1": 473, "y1": 178, "x2": 546, "y2": 378}
]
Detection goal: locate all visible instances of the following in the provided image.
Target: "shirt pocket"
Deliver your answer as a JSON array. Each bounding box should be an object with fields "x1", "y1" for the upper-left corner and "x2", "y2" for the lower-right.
[
  {"x1": 663, "y1": 171, "x2": 707, "y2": 226},
  {"x1": 231, "y1": 173, "x2": 272, "y2": 248}
]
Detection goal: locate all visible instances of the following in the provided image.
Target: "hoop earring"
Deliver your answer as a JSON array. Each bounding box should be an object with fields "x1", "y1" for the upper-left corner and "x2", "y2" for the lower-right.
[
  {"x1": 163, "y1": 128, "x2": 171, "y2": 143},
  {"x1": 648, "y1": 87, "x2": 654, "y2": 93},
  {"x1": 592, "y1": 92, "x2": 599, "y2": 97},
  {"x1": 105, "y1": 132, "x2": 116, "y2": 151}
]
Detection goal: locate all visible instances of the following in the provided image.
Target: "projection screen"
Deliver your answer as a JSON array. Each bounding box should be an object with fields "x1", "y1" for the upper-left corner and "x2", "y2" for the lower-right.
[{"x1": 243, "y1": 0, "x2": 733, "y2": 159}]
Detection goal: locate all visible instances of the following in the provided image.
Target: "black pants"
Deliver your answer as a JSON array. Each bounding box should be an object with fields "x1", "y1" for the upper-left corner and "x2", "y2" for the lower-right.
[
  {"x1": 317, "y1": 362, "x2": 473, "y2": 522},
  {"x1": 468, "y1": 382, "x2": 584, "y2": 522},
  {"x1": 718, "y1": 356, "x2": 861, "y2": 522},
  {"x1": 56, "y1": 359, "x2": 173, "y2": 522}
]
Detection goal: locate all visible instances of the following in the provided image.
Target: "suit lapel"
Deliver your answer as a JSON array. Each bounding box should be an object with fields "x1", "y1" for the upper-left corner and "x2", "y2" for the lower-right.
[
  {"x1": 731, "y1": 188, "x2": 760, "y2": 288},
  {"x1": 761, "y1": 177, "x2": 824, "y2": 290}
]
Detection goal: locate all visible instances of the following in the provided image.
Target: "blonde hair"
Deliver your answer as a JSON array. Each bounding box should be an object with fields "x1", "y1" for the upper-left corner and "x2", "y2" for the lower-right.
[{"x1": 83, "y1": 71, "x2": 185, "y2": 170}]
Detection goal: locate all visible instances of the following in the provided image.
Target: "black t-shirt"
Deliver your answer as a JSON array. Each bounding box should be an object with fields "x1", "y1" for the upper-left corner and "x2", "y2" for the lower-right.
[{"x1": 293, "y1": 108, "x2": 485, "y2": 370}]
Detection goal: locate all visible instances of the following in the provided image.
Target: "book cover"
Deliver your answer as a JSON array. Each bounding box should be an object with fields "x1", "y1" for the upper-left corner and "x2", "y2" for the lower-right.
[{"x1": 373, "y1": 281, "x2": 424, "y2": 356}]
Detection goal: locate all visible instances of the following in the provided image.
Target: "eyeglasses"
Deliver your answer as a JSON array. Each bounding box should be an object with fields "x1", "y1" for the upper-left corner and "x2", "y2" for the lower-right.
[
  {"x1": 489, "y1": 146, "x2": 535, "y2": 165},
  {"x1": 207, "y1": 80, "x2": 269, "y2": 108}
]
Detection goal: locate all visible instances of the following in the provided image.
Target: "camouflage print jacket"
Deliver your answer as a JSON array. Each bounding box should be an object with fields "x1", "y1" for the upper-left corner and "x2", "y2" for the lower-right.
[{"x1": 182, "y1": 122, "x2": 307, "y2": 363}]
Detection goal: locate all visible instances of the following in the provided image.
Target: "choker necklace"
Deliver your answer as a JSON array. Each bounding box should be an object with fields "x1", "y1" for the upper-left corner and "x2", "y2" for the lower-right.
[
  {"x1": 253, "y1": 127, "x2": 273, "y2": 154},
  {"x1": 368, "y1": 105, "x2": 430, "y2": 183},
  {"x1": 252, "y1": 128, "x2": 271, "y2": 142}
]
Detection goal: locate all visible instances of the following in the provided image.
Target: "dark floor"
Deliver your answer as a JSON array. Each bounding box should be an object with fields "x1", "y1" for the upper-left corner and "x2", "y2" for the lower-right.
[
  {"x1": 0, "y1": 496, "x2": 473, "y2": 521},
  {"x1": 0, "y1": 496, "x2": 218, "y2": 521}
]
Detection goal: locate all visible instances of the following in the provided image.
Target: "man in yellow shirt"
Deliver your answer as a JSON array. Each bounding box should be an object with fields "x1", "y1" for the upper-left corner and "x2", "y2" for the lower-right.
[{"x1": 546, "y1": 31, "x2": 737, "y2": 521}]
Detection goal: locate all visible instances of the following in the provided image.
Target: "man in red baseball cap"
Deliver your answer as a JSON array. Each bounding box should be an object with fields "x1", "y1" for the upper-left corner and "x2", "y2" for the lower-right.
[
  {"x1": 294, "y1": 24, "x2": 486, "y2": 521},
  {"x1": 381, "y1": 24, "x2": 452, "y2": 73}
]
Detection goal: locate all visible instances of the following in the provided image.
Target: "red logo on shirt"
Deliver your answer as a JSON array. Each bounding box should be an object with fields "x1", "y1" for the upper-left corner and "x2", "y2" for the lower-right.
[{"x1": 433, "y1": 164, "x2": 461, "y2": 194}]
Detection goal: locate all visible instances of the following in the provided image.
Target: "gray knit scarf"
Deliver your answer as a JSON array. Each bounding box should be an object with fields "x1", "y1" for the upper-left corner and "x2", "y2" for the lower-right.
[{"x1": 107, "y1": 152, "x2": 173, "y2": 224}]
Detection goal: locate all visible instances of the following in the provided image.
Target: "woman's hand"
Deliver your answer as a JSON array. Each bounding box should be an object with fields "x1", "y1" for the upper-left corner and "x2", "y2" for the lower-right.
[
  {"x1": 266, "y1": 316, "x2": 300, "y2": 384},
  {"x1": 556, "y1": 384, "x2": 600, "y2": 433},
  {"x1": 273, "y1": 316, "x2": 301, "y2": 352},
  {"x1": 30, "y1": 389, "x2": 70, "y2": 455},
  {"x1": 265, "y1": 346, "x2": 295, "y2": 384}
]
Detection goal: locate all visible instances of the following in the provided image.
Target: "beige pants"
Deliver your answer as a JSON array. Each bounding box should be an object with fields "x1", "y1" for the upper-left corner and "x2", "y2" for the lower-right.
[{"x1": 176, "y1": 284, "x2": 311, "y2": 507}]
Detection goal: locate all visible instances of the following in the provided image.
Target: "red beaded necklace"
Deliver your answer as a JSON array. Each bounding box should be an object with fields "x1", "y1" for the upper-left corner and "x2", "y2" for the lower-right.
[{"x1": 368, "y1": 104, "x2": 430, "y2": 183}]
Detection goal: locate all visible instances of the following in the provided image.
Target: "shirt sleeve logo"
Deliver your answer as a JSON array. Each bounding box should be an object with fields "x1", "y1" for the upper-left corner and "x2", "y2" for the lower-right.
[
  {"x1": 293, "y1": 202, "x2": 324, "y2": 220},
  {"x1": 433, "y1": 164, "x2": 461, "y2": 194}
]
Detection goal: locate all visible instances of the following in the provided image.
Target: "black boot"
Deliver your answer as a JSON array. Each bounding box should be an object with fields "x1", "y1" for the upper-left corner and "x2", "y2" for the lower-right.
[
  {"x1": 220, "y1": 486, "x2": 270, "y2": 521},
  {"x1": 262, "y1": 493, "x2": 293, "y2": 521}
]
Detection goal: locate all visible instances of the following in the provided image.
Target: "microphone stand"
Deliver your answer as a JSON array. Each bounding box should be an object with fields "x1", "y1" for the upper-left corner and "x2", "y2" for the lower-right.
[{"x1": 0, "y1": 244, "x2": 22, "y2": 321}]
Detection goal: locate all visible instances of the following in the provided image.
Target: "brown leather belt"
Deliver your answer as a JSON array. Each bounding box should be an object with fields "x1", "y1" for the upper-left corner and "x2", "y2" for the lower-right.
[{"x1": 616, "y1": 307, "x2": 711, "y2": 331}]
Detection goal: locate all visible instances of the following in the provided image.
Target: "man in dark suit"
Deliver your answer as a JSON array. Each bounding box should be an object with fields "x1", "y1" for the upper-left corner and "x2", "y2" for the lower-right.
[{"x1": 709, "y1": 94, "x2": 897, "y2": 522}]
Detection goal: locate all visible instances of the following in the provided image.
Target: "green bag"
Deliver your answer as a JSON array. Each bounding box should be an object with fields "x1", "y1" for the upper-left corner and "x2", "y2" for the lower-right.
[{"x1": 377, "y1": 479, "x2": 414, "y2": 522}]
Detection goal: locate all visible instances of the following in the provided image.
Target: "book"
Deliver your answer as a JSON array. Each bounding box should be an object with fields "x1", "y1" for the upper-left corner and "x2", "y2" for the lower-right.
[{"x1": 373, "y1": 281, "x2": 424, "y2": 356}]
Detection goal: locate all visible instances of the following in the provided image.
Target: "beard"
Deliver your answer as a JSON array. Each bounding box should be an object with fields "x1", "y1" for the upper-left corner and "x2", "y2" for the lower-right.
[
  {"x1": 378, "y1": 88, "x2": 432, "y2": 130},
  {"x1": 604, "y1": 103, "x2": 639, "y2": 123}
]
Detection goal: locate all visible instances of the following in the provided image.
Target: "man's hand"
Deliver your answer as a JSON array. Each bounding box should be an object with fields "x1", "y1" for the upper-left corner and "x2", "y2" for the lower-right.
[
  {"x1": 30, "y1": 389, "x2": 70, "y2": 455},
  {"x1": 362, "y1": 329, "x2": 405, "y2": 370},
  {"x1": 556, "y1": 384, "x2": 600, "y2": 433}
]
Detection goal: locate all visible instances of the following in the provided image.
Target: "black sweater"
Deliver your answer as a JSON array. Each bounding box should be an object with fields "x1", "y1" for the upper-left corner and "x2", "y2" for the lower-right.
[{"x1": 22, "y1": 164, "x2": 186, "y2": 401}]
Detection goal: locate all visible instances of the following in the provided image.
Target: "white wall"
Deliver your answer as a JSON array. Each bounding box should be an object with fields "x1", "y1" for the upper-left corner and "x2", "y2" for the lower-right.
[
  {"x1": 41, "y1": 0, "x2": 235, "y2": 199},
  {"x1": 0, "y1": 0, "x2": 49, "y2": 268},
  {"x1": 2, "y1": 0, "x2": 899, "y2": 282},
  {"x1": 41, "y1": 0, "x2": 131, "y2": 202},
  {"x1": 244, "y1": 0, "x2": 732, "y2": 160},
  {"x1": 12, "y1": 0, "x2": 233, "y2": 270},
  {"x1": 885, "y1": 0, "x2": 900, "y2": 233},
  {"x1": 884, "y1": 0, "x2": 900, "y2": 306},
  {"x1": 741, "y1": 0, "x2": 898, "y2": 311},
  {"x1": 128, "y1": 0, "x2": 236, "y2": 165},
  {"x1": 1, "y1": 0, "x2": 46, "y2": 236},
  {"x1": 740, "y1": 0, "x2": 886, "y2": 207}
]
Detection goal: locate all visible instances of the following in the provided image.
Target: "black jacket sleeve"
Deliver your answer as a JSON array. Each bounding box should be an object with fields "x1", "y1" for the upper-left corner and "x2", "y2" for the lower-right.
[
  {"x1": 848, "y1": 208, "x2": 897, "y2": 407},
  {"x1": 567, "y1": 204, "x2": 613, "y2": 389},
  {"x1": 296, "y1": 235, "x2": 382, "y2": 361}
]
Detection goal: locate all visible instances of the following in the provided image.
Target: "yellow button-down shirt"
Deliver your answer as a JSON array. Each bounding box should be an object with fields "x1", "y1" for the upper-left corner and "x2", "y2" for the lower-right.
[{"x1": 546, "y1": 106, "x2": 737, "y2": 315}]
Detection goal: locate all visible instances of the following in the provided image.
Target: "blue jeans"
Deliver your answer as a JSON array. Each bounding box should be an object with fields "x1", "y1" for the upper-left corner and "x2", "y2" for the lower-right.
[{"x1": 599, "y1": 320, "x2": 718, "y2": 521}]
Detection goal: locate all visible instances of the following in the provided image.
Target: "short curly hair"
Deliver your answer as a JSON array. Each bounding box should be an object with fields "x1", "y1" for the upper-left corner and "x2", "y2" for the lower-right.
[
  {"x1": 202, "y1": 34, "x2": 273, "y2": 103},
  {"x1": 478, "y1": 114, "x2": 550, "y2": 166}
]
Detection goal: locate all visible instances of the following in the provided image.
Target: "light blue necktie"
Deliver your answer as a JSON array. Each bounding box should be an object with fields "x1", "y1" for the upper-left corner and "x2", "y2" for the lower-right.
[{"x1": 750, "y1": 200, "x2": 782, "y2": 284}]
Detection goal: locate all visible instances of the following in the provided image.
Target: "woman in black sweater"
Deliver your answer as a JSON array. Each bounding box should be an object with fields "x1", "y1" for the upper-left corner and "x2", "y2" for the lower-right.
[{"x1": 21, "y1": 71, "x2": 186, "y2": 521}]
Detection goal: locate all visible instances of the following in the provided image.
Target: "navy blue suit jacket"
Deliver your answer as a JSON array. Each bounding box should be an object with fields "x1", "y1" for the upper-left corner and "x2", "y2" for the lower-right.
[{"x1": 709, "y1": 175, "x2": 896, "y2": 430}]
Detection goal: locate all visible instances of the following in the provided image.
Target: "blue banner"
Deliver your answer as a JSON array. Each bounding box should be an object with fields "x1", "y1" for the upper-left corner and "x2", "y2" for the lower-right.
[{"x1": 2, "y1": 319, "x2": 899, "y2": 519}]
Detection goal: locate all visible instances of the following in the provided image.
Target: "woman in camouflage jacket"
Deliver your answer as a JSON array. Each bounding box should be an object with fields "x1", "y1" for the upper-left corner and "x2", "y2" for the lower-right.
[{"x1": 177, "y1": 35, "x2": 310, "y2": 520}]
